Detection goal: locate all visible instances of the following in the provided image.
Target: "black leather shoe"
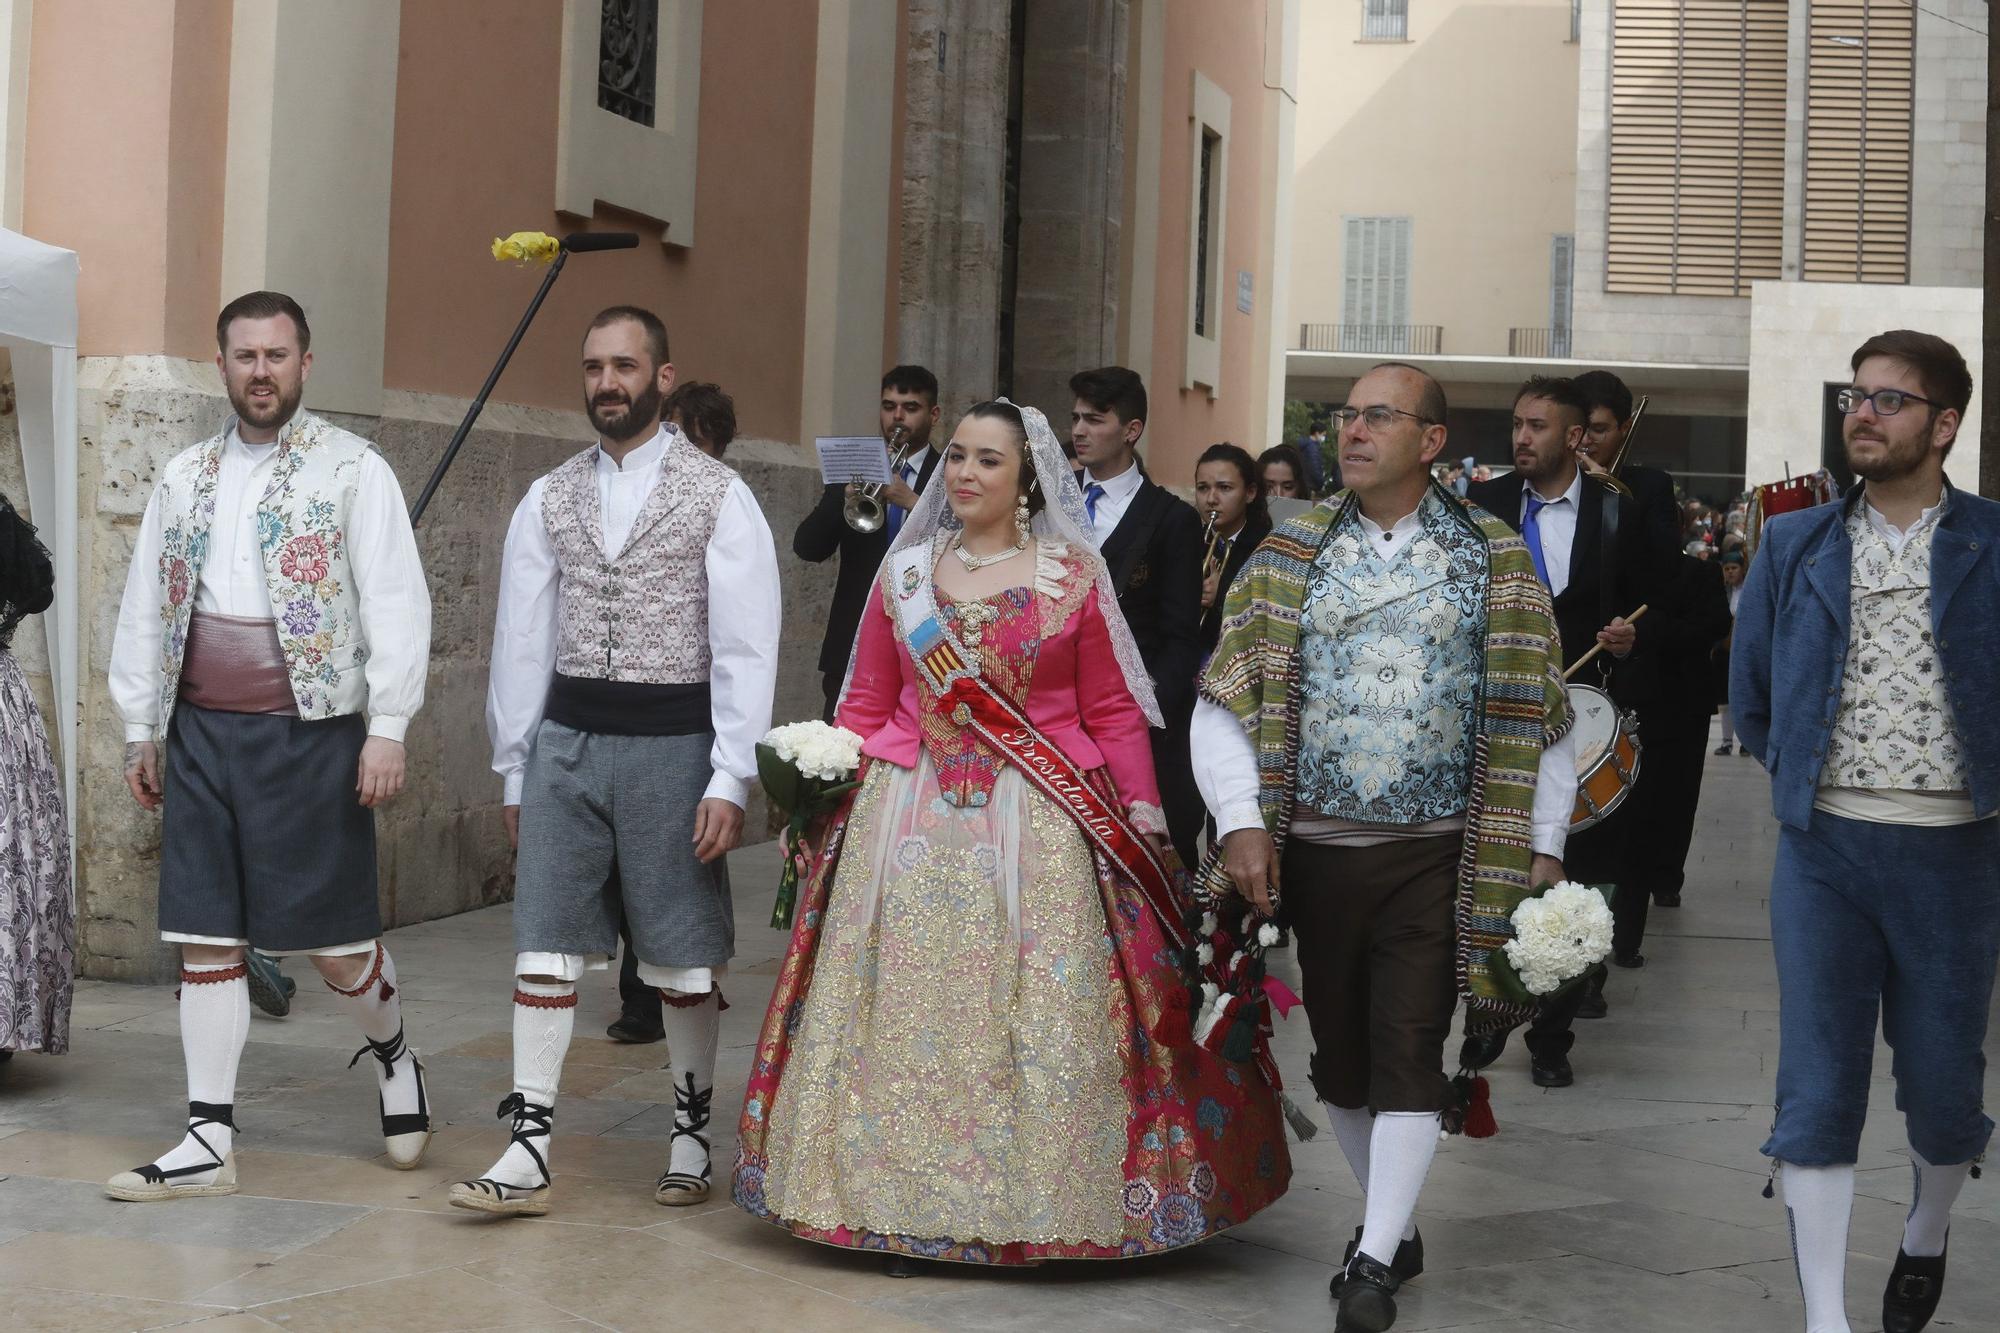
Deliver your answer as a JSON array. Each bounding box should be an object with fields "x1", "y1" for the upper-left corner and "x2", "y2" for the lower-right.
[
  {"x1": 1458, "y1": 1029, "x2": 1509, "y2": 1072},
  {"x1": 1653, "y1": 892, "x2": 1681, "y2": 908},
  {"x1": 606, "y1": 1013, "x2": 665, "y2": 1044},
  {"x1": 1334, "y1": 1252, "x2": 1400, "y2": 1331},
  {"x1": 1882, "y1": 1242, "x2": 1947, "y2": 1332},
  {"x1": 1335, "y1": 1225, "x2": 1423, "y2": 1294},
  {"x1": 883, "y1": 1252, "x2": 924, "y2": 1279},
  {"x1": 1613, "y1": 952, "x2": 1645, "y2": 969},
  {"x1": 1531, "y1": 1053, "x2": 1573, "y2": 1087}
]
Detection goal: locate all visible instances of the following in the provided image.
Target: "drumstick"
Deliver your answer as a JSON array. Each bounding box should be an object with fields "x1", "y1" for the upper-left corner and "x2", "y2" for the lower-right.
[{"x1": 1562, "y1": 604, "x2": 1649, "y2": 681}]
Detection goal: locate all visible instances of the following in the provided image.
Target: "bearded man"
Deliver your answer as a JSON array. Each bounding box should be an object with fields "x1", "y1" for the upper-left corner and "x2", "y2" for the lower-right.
[
  {"x1": 1734, "y1": 331, "x2": 2000, "y2": 1333},
  {"x1": 106, "y1": 291, "x2": 434, "y2": 1200},
  {"x1": 458, "y1": 305, "x2": 780, "y2": 1217}
]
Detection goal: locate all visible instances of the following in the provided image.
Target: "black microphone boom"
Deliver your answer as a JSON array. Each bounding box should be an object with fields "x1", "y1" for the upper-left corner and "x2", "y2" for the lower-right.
[
  {"x1": 560, "y1": 231, "x2": 639, "y2": 253},
  {"x1": 408, "y1": 231, "x2": 636, "y2": 525}
]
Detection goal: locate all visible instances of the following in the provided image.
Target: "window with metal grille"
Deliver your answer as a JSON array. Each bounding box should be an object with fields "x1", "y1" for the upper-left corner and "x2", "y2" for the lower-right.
[
  {"x1": 1362, "y1": 0, "x2": 1409, "y2": 42},
  {"x1": 598, "y1": 0, "x2": 659, "y2": 126},
  {"x1": 1341, "y1": 216, "x2": 1412, "y2": 341},
  {"x1": 1802, "y1": 0, "x2": 1914, "y2": 283},
  {"x1": 1606, "y1": 0, "x2": 1788, "y2": 297},
  {"x1": 1550, "y1": 234, "x2": 1575, "y2": 356}
]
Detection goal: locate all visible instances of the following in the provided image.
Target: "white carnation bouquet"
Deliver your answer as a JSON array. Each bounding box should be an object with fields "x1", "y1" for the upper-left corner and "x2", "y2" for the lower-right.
[
  {"x1": 1494, "y1": 880, "x2": 1615, "y2": 998},
  {"x1": 756, "y1": 721, "x2": 865, "y2": 928}
]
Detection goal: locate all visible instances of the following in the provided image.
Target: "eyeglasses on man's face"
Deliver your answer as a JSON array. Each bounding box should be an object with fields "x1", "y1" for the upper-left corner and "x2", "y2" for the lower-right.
[
  {"x1": 1837, "y1": 387, "x2": 1941, "y2": 417},
  {"x1": 1331, "y1": 405, "x2": 1437, "y2": 431}
]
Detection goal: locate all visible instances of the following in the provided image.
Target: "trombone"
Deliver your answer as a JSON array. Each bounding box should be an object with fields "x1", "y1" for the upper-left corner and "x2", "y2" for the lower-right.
[
  {"x1": 1200, "y1": 509, "x2": 1222, "y2": 580},
  {"x1": 843, "y1": 425, "x2": 914, "y2": 532},
  {"x1": 1584, "y1": 394, "x2": 1647, "y2": 498}
]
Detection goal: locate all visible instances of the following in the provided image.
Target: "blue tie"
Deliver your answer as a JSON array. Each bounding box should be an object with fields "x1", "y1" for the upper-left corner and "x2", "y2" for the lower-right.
[
  {"x1": 1522, "y1": 495, "x2": 1554, "y2": 589},
  {"x1": 1085, "y1": 482, "x2": 1106, "y2": 525},
  {"x1": 886, "y1": 462, "x2": 916, "y2": 541}
]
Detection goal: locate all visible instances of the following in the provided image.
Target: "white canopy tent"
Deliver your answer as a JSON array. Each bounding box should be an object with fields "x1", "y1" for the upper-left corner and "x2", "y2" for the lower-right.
[{"x1": 1, "y1": 227, "x2": 80, "y2": 848}]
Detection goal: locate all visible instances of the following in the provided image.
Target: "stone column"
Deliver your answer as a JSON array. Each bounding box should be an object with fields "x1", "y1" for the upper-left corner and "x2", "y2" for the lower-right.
[
  {"x1": 897, "y1": 0, "x2": 1012, "y2": 421},
  {"x1": 1010, "y1": 0, "x2": 1128, "y2": 424}
]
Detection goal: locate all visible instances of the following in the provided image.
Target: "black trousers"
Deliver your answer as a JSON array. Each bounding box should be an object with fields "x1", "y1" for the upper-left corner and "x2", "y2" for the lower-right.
[
  {"x1": 1524, "y1": 787, "x2": 1639, "y2": 1060},
  {"x1": 1152, "y1": 719, "x2": 1205, "y2": 872},
  {"x1": 1630, "y1": 709, "x2": 1710, "y2": 905},
  {"x1": 820, "y1": 670, "x2": 842, "y2": 723}
]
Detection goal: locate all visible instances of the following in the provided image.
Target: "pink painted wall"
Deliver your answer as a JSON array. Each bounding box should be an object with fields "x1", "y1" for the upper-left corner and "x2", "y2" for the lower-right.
[
  {"x1": 1142, "y1": 0, "x2": 1272, "y2": 484},
  {"x1": 382, "y1": 0, "x2": 822, "y2": 441},
  {"x1": 24, "y1": 0, "x2": 232, "y2": 359}
]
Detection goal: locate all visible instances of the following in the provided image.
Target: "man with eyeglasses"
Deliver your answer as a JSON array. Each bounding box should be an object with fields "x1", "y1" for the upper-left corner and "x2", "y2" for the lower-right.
[
  {"x1": 1733, "y1": 330, "x2": 1999, "y2": 1333},
  {"x1": 1462, "y1": 376, "x2": 1670, "y2": 1085},
  {"x1": 1193, "y1": 362, "x2": 1577, "y2": 1332}
]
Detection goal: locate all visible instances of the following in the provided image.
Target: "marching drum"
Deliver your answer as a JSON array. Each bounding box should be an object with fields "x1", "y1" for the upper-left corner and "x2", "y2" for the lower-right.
[{"x1": 1565, "y1": 683, "x2": 1641, "y2": 831}]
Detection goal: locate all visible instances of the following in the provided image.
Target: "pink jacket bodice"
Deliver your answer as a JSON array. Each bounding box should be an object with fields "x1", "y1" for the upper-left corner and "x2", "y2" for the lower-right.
[{"x1": 836, "y1": 549, "x2": 1163, "y2": 826}]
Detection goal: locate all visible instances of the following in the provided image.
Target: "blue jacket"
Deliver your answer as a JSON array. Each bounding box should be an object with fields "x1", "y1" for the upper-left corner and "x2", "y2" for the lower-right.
[{"x1": 1731, "y1": 482, "x2": 2000, "y2": 829}]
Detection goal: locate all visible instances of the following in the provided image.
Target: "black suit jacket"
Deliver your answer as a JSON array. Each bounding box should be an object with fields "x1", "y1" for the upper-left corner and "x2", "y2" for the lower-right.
[
  {"x1": 1659, "y1": 555, "x2": 1732, "y2": 718},
  {"x1": 1099, "y1": 476, "x2": 1205, "y2": 719},
  {"x1": 794, "y1": 445, "x2": 942, "y2": 677},
  {"x1": 1620, "y1": 463, "x2": 1682, "y2": 571},
  {"x1": 1466, "y1": 472, "x2": 1669, "y2": 703}
]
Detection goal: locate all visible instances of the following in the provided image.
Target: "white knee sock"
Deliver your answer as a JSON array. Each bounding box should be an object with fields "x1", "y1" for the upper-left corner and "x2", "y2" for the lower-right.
[
  {"x1": 1781, "y1": 1161, "x2": 1855, "y2": 1333},
  {"x1": 1902, "y1": 1148, "x2": 1970, "y2": 1259},
  {"x1": 482, "y1": 979, "x2": 575, "y2": 1190},
  {"x1": 661, "y1": 989, "x2": 720, "y2": 1178},
  {"x1": 323, "y1": 944, "x2": 423, "y2": 1121},
  {"x1": 1325, "y1": 1100, "x2": 1374, "y2": 1192},
  {"x1": 1355, "y1": 1111, "x2": 1437, "y2": 1266},
  {"x1": 152, "y1": 960, "x2": 251, "y2": 1178},
  {"x1": 1718, "y1": 707, "x2": 1734, "y2": 745}
]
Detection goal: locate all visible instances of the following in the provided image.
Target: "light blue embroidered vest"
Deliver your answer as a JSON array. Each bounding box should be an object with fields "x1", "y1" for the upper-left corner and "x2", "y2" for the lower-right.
[{"x1": 1296, "y1": 492, "x2": 1489, "y2": 824}]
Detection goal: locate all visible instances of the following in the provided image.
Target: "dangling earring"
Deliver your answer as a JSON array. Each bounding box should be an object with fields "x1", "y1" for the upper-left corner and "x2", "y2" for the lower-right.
[{"x1": 1014, "y1": 492, "x2": 1032, "y2": 548}]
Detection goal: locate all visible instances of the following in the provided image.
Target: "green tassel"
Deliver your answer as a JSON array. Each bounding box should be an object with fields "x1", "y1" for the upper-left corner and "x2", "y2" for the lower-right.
[{"x1": 1221, "y1": 1013, "x2": 1257, "y2": 1063}]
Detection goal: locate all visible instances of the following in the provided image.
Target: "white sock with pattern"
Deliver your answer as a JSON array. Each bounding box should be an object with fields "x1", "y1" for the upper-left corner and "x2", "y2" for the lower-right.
[
  {"x1": 660, "y1": 989, "x2": 720, "y2": 1181},
  {"x1": 323, "y1": 944, "x2": 423, "y2": 1123},
  {"x1": 148, "y1": 960, "x2": 251, "y2": 1180},
  {"x1": 1782, "y1": 1161, "x2": 1855, "y2": 1333},
  {"x1": 479, "y1": 979, "x2": 574, "y2": 1191},
  {"x1": 1902, "y1": 1148, "x2": 1969, "y2": 1259}
]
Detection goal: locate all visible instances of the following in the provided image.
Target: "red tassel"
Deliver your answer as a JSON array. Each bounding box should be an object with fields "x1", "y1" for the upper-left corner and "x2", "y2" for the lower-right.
[
  {"x1": 1152, "y1": 984, "x2": 1192, "y2": 1046},
  {"x1": 1463, "y1": 1074, "x2": 1498, "y2": 1138},
  {"x1": 379, "y1": 980, "x2": 395, "y2": 1001}
]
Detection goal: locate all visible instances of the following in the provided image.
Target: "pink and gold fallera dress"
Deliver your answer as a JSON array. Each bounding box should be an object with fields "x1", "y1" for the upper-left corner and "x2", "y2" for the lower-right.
[{"x1": 733, "y1": 541, "x2": 1290, "y2": 1264}]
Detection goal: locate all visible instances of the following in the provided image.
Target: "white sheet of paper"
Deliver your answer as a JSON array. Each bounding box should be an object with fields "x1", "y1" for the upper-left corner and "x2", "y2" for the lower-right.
[{"x1": 816, "y1": 436, "x2": 892, "y2": 487}]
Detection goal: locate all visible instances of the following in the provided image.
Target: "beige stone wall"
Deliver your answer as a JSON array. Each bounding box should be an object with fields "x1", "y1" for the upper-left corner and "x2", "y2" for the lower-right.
[
  {"x1": 1909, "y1": 0, "x2": 1987, "y2": 289},
  {"x1": 1288, "y1": 0, "x2": 1580, "y2": 362},
  {"x1": 68, "y1": 357, "x2": 823, "y2": 983}
]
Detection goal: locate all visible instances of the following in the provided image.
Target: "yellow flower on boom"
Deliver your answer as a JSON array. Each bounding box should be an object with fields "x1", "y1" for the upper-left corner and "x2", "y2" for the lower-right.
[{"x1": 490, "y1": 231, "x2": 560, "y2": 264}]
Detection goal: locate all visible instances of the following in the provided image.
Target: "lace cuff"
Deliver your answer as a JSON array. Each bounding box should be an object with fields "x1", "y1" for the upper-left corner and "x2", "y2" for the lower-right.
[{"x1": 1127, "y1": 800, "x2": 1168, "y2": 835}]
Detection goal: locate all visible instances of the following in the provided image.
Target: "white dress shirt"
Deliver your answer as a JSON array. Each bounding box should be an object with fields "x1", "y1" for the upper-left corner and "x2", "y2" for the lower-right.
[
  {"x1": 1081, "y1": 458, "x2": 1147, "y2": 545},
  {"x1": 1520, "y1": 468, "x2": 1585, "y2": 597},
  {"x1": 486, "y1": 426, "x2": 782, "y2": 808},
  {"x1": 109, "y1": 421, "x2": 431, "y2": 743},
  {"x1": 1189, "y1": 493, "x2": 1578, "y2": 857}
]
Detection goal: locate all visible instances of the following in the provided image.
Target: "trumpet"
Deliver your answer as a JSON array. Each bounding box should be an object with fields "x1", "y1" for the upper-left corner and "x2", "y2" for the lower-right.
[
  {"x1": 1200, "y1": 509, "x2": 1222, "y2": 579},
  {"x1": 843, "y1": 425, "x2": 914, "y2": 533}
]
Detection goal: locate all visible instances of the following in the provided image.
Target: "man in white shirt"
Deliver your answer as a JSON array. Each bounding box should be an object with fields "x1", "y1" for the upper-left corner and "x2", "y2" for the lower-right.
[
  {"x1": 1194, "y1": 363, "x2": 1576, "y2": 1332},
  {"x1": 456, "y1": 307, "x2": 781, "y2": 1218},
  {"x1": 105, "y1": 292, "x2": 435, "y2": 1202}
]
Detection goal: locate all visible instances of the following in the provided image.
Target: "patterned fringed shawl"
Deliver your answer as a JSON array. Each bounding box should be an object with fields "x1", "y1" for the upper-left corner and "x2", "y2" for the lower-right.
[{"x1": 1199, "y1": 485, "x2": 1573, "y2": 1029}]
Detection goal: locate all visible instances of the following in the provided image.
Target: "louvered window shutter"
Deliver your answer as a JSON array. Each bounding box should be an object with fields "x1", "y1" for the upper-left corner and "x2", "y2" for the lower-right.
[{"x1": 1803, "y1": 0, "x2": 1913, "y2": 283}]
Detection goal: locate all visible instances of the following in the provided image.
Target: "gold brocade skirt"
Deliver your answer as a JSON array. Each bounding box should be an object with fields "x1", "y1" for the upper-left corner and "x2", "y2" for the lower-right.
[{"x1": 757, "y1": 752, "x2": 1132, "y2": 1246}]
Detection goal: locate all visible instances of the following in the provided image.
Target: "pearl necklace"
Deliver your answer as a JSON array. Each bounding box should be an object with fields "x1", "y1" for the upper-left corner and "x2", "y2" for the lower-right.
[{"x1": 950, "y1": 535, "x2": 1027, "y2": 571}]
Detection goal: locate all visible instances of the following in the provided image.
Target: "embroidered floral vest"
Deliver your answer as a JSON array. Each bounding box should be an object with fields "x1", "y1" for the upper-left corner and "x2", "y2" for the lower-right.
[
  {"x1": 1295, "y1": 494, "x2": 1489, "y2": 824},
  {"x1": 1823, "y1": 507, "x2": 1968, "y2": 790},
  {"x1": 152, "y1": 411, "x2": 373, "y2": 727},
  {"x1": 900, "y1": 542, "x2": 1094, "y2": 807},
  {"x1": 541, "y1": 438, "x2": 735, "y2": 683}
]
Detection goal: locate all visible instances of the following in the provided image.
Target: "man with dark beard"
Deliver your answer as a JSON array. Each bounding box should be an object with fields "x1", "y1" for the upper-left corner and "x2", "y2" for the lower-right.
[
  {"x1": 1734, "y1": 331, "x2": 1999, "y2": 1333},
  {"x1": 106, "y1": 291, "x2": 435, "y2": 1200},
  {"x1": 464, "y1": 306, "x2": 780, "y2": 1217}
]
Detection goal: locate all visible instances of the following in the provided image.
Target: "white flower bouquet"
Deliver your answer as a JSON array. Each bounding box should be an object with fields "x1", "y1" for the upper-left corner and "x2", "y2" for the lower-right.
[
  {"x1": 756, "y1": 721, "x2": 865, "y2": 928},
  {"x1": 1493, "y1": 880, "x2": 1615, "y2": 1000}
]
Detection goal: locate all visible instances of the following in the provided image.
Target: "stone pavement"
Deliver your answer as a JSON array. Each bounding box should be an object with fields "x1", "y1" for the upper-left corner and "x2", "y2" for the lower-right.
[{"x1": 3, "y1": 731, "x2": 1996, "y2": 1332}]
